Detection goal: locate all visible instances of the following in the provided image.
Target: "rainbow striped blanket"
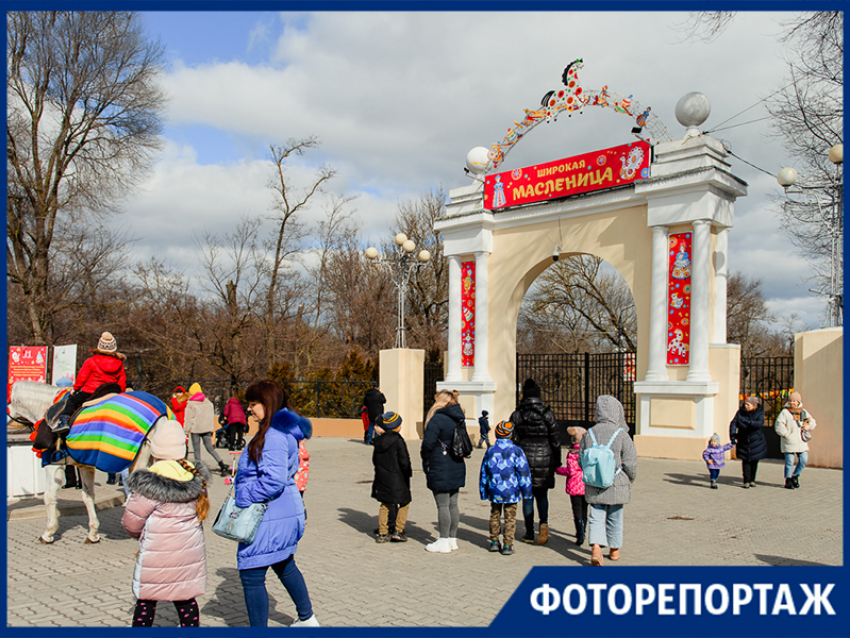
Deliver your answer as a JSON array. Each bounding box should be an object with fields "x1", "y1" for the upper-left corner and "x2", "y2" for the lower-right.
[{"x1": 65, "y1": 392, "x2": 168, "y2": 473}]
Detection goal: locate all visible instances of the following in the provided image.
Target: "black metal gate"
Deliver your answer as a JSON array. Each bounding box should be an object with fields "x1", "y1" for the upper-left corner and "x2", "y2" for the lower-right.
[
  {"x1": 423, "y1": 361, "x2": 444, "y2": 421},
  {"x1": 739, "y1": 356, "x2": 794, "y2": 459},
  {"x1": 516, "y1": 352, "x2": 636, "y2": 442}
]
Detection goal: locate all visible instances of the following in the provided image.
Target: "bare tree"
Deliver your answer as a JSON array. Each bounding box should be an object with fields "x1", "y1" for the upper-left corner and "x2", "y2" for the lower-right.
[
  {"x1": 672, "y1": 11, "x2": 736, "y2": 43},
  {"x1": 263, "y1": 139, "x2": 336, "y2": 365},
  {"x1": 393, "y1": 189, "x2": 450, "y2": 357},
  {"x1": 7, "y1": 11, "x2": 166, "y2": 344},
  {"x1": 521, "y1": 255, "x2": 637, "y2": 354}
]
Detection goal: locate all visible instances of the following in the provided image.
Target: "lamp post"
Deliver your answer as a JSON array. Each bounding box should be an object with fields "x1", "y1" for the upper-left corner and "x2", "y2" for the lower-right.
[
  {"x1": 366, "y1": 234, "x2": 431, "y2": 349},
  {"x1": 777, "y1": 143, "x2": 843, "y2": 327}
]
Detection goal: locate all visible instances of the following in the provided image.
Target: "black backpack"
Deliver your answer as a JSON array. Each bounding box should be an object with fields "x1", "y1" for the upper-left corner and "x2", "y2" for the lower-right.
[{"x1": 449, "y1": 420, "x2": 473, "y2": 461}]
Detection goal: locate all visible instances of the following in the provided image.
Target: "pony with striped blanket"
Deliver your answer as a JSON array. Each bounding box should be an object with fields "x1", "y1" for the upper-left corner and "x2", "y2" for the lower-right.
[{"x1": 11, "y1": 382, "x2": 169, "y2": 544}]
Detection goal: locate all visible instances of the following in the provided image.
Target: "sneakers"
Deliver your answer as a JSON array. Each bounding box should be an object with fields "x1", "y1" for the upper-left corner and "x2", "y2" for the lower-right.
[
  {"x1": 290, "y1": 615, "x2": 320, "y2": 627},
  {"x1": 711, "y1": 480, "x2": 718, "y2": 489},
  {"x1": 218, "y1": 463, "x2": 230, "y2": 477},
  {"x1": 425, "y1": 538, "x2": 452, "y2": 554},
  {"x1": 489, "y1": 540, "x2": 501, "y2": 553},
  {"x1": 520, "y1": 532, "x2": 535, "y2": 544},
  {"x1": 448, "y1": 537, "x2": 459, "y2": 551},
  {"x1": 389, "y1": 530, "x2": 407, "y2": 543},
  {"x1": 500, "y1": 544, "x2": 515, "y2": 556},
  {"x1": 536, "y1": 524, "x2": 549, "y2": 545},
  {"x1": 608, "y1": 548, "x2": 621, "y2": 561},
  {"x1": 749, "y1": 482, "x2": 757, "y2": 488},
  {"x1": 375, "y1": 534, "x2": 390, "y2": 543}
]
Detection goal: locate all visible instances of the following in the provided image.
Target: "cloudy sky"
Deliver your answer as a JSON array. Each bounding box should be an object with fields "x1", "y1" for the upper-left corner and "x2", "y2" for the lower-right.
[{"x1": 119, "y1": 10, "x2": 830, "y2": 328}]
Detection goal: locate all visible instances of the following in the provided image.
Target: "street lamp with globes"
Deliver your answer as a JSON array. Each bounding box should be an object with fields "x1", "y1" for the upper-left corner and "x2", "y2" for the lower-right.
[
  {"x1": 777, "y1": 143, "x2": 843, "y2": 327},
  {"x1": 366, "y1": 233, "x2": 431, "y2": 348}
]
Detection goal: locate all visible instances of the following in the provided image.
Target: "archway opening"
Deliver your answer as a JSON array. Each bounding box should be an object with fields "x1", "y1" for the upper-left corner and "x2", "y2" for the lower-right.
[{"x1": 515, "y1": 253, "x2": 638, "y2": 437}]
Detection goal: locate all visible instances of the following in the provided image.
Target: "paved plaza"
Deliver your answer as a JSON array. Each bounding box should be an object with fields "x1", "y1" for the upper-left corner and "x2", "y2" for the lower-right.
[{"x1": 6, "y1": 437, "x2": 843, "y2": 628}]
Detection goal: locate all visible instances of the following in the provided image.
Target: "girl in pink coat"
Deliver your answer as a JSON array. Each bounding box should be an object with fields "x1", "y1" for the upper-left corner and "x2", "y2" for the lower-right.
[
  {"x1": 555, "y1": 426, "x2": 588, "y2": 546},
  {"x1": 121, "y1": 420, "x2": 211, "y2": 627}
]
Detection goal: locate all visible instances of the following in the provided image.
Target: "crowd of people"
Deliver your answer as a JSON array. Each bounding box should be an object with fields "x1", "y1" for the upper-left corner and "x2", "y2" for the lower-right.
[{"x1": 49, "y1": 332, "x2": 820, "y2": 626}]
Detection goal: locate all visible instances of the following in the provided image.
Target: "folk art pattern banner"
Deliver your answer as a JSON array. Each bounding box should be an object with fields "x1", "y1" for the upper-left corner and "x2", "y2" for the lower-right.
[
  {"x1": 461, "y1": 261, "x2": 475, "y2": 367},
  {"x1": 8, "y1": 346, "x2": 49, "y2": 395},
  {"x1": 666, "y1": 233, "x2": 692, "y2": 365},
  {"x1": 483, "y1": 141, "x2": 650, "y2": 211}
]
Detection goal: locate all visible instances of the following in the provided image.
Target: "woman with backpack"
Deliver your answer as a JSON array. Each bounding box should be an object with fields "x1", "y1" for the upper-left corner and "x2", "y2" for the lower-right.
[
  {"x1": 420, "y1": 389, "x2": 467, "y2": 554},
  {"x1": 579, "y1": 395, "x2": 637, "y2": 566}
]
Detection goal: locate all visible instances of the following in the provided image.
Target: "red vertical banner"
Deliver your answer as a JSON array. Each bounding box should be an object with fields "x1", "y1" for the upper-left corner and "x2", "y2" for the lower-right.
[
  {"x1": 461, "y1": 261, "x2": 475, "y2": 367},
  {"x1": 666, "y1": 233, "x2": 692, "y2": 364},
  {"x1": 8, "y1": 346, "x2": 49, "y2": 396}
]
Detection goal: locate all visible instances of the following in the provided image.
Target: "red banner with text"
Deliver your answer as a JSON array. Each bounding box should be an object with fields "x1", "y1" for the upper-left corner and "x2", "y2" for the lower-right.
[
  {"x1": 8, "y1": 346, "x2": 49, "y2": 397},
  {"x1": 484, "y1": 141, "x2": 650, "y2": 210}
]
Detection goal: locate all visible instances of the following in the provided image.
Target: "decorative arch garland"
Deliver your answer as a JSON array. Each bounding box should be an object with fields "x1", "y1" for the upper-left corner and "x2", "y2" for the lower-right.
[{"x1": 486, "y1": 59, "x2": 673, "y2": 172}]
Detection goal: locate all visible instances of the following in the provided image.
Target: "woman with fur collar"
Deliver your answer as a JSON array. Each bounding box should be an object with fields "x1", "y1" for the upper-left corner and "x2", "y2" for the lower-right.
[
  {"x1": 121, "y1": 419, "x2": 212, "y2": 626},
  {"x1": 235, "y1": 380, "x2": 319, "y2": 627}
]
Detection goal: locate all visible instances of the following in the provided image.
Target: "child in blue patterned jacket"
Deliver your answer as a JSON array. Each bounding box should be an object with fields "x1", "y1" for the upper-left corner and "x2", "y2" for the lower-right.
[
  {"x1": 479, "y1": 419, "x2": 532, "y2": 555},
  {"x1": 703, "y1": 433, "x2": 734, "y2": 490}
]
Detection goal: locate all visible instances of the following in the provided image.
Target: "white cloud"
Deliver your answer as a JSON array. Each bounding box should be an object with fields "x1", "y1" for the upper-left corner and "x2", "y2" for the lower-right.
[{"x1": 118, "y1": 10, "x2": 828, "y2": 323}]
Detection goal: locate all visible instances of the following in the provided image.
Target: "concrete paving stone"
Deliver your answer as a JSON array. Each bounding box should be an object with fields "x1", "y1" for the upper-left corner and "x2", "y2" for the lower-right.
[{"x1": 7, "y1": 438, "x2": 842, "y2": 627}]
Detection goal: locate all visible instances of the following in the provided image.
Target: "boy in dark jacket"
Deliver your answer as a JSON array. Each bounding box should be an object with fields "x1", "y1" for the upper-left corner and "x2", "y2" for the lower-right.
[
  {"x1": 372, "y1": 411, "x2": 412, "y2": 543},
  {"x1": 479, "y1": 419, "x2": 532, "y2": 555},
  {"x1": 477, "y1": 410, "x2": 491, "y2": 449}
]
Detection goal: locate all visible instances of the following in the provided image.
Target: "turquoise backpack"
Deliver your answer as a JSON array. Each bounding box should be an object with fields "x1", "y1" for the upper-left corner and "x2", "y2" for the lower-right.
[{"x1": 581, "y1": 428, "x2": 622, "y2": 488}]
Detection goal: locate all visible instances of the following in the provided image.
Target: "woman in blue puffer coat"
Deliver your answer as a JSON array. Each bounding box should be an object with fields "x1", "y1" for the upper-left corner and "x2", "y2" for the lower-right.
[{"x1": 235, "y1": 380, "x2": 319, "y2": 627}]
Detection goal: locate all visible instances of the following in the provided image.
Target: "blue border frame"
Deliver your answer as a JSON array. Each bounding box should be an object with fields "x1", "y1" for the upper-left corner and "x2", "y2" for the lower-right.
[{"x1": 3, "y1": 2, "x2": 846, "y2": 636}]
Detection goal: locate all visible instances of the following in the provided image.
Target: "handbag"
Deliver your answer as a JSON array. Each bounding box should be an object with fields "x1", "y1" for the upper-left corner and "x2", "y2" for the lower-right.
[
  {"x1": 212, "y1": 487, "x2": 268, "y2": 544},
  {"x1": 801, "y1": 428, "x2": 812, "y2": 442}
]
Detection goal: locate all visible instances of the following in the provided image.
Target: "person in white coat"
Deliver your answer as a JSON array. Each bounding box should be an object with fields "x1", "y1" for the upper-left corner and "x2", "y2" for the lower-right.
[
  {"x1": 183, "y1": 382, "x2": 229, "y2": 476},
  {"x1": 774, "y1": 391, "x2": 817, "y2": 489}
]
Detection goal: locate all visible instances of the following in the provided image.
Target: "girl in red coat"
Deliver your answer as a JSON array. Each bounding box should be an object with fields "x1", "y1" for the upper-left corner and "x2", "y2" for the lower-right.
[
  {"x1": 55, "y1": 332, "x2": 127, "y2": 434},
  {"x1": 555, "y1": 426, "x2": 588, "y2": 546}
]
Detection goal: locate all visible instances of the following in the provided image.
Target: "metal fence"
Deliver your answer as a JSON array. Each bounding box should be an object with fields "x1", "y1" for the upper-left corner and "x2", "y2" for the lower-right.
[
  {"x1": 739, "y1": 356, "x2": 795, "y2": 459},
  {"x1": 423, "y1": 361, "x2": 444, "y2": 421},
  {"x1": 127, "y1": 378, "x2": 376, "y2": 419},
  {"x1": 516, "y1": 352, "x2": 637, "y2": 438}
]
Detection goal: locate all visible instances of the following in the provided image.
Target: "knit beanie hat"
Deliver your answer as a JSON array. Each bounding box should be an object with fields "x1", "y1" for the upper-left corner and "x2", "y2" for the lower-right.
[
  {"x1": 188, "y1": 382, "x2": 203, "y2": 397},
  {"x1": 381, "y1": 411, "x2": 402, "y2": 431},
  {"x1": 567, "y1": 425, "x2": 587, "y2": 446},
  {"x1": 174, "y1": 386, "x2": 186, "y2": 394},
  {"x1": 522, "y1": 378, "x2": 541, "y2": 399},
  {"x1": 149, "y1": 419, "x2": 187, "y2": 460},
  {"x1": 97, "y1": 332, "x2": 117, "y2": 353},
  {"x1": 709, "y1": 433, "x2": 720, "y2": 446},
  {"x1": 495, "y1": 420, "x2": 514, "y2": 438},
  {"x1": 789, "y1": 391, "x2": 802, "y2": 403},
  {"x1": 744, "y1": 396, "x2": 759, "y2": 408}
]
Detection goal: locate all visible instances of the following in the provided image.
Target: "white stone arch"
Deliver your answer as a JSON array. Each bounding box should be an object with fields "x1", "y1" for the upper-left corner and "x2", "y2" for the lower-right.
[{"x1": 435, "y1": 133, "x2": 748, "y2": 460}]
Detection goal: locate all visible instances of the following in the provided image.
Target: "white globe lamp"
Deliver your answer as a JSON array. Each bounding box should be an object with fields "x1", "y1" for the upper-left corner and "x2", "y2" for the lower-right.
[
  {"x1": 675, "y1": 92, "x2": 711, "y2": 138},
  {"x1": 466, "y1": 147, "x2": 490, "y2": 174}
]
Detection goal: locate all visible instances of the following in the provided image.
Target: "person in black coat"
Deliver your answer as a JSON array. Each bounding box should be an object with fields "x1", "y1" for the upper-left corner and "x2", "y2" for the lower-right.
[
  {"x1": 362, "y1": 383, "x2": 386, "y2": 445},
  {"x1": 420, "y1": 390, "x2": 467, "y2": 554},
  {"x1": 510, "y1": 378, "x2": 560, "y2": 545},
  {"x1": 372, "y1": 411, "x2": 412, "y2": 543},
  {"x1": 729, "y1": 395, "x2": 767, "y2": 488}
]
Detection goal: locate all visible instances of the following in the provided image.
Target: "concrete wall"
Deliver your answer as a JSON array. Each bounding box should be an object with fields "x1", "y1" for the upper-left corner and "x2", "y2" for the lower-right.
[
  {"x1": 380, "y1": 348, "x2": 425, "y2": 440},
  {"x1": 795, "y1": 328, "x2": 843, "y2": 469}
]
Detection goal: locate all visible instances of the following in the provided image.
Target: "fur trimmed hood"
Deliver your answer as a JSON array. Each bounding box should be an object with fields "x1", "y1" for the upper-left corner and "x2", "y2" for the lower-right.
[
  {"x1": 271, "y1": 407, "x2": 312, "y2": 440},
  {"x1": 127, "y1": 461, "x2": 211, "y2": 503}
]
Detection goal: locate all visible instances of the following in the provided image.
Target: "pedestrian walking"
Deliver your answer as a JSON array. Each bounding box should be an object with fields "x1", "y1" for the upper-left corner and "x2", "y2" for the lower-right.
[
  {"x1": 477, "y1": 410, "x2": 491, "y2": 449},
  {"x1": 509, "y1": 378, "x2": 560, "y2": 545},
  {"x1": 702, "y1": 433, "x2": 734, "y2": 489},
  {"x1": 729, "y1": 396, "x2": 766, "y2": 488},
  {"x1": 362, "y1": 383, "x2": 386, "y2": 445},
  {"x1": 372, "y1": 411, "x2": 412, "y2": 544},
  {"x1": 580, "y1": 395, "x2": 637, "y2": 566},
  {"x1": 420, "y1": 389, "x2": 466, "y2": 554},
  {"x1": 774, "y1": 391, "x2": 817, "y2": 489},
  {"x1": 183, "y1": 383, "x2": 229, "y2": 477},
  {"x1": 293, "y1": 437, "x2": 310, "y2": 521},
  {"x1": 121, "y1": 419, "x2": 211, "y2": 627},
  {"x1": 236, "y1": 380, "x2": 319, "y2": 627},
  {"x1": 555, "y1": 426, "x2": 588, "y2": 545},
  {"x1": 479, "y1": 419, "x2": 532, "y2": 556},
  {"x1": 171, "y1": 386, "x2": 188, "y2": 426}
]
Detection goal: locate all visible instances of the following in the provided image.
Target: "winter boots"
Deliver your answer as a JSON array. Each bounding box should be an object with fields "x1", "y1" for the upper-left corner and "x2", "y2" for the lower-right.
[
  {"x1": 784, "y1": 477, "x2": 795, "y2": 489},
  {"x1": 575, "y1": 519, "x2": 587, "y2": 546},
  {"x1": 536, "y1": 523, "x2": 549, "y2": 545},
  {"x1": 218, "y1": 462, "x2": 230, "y2": 477}
]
